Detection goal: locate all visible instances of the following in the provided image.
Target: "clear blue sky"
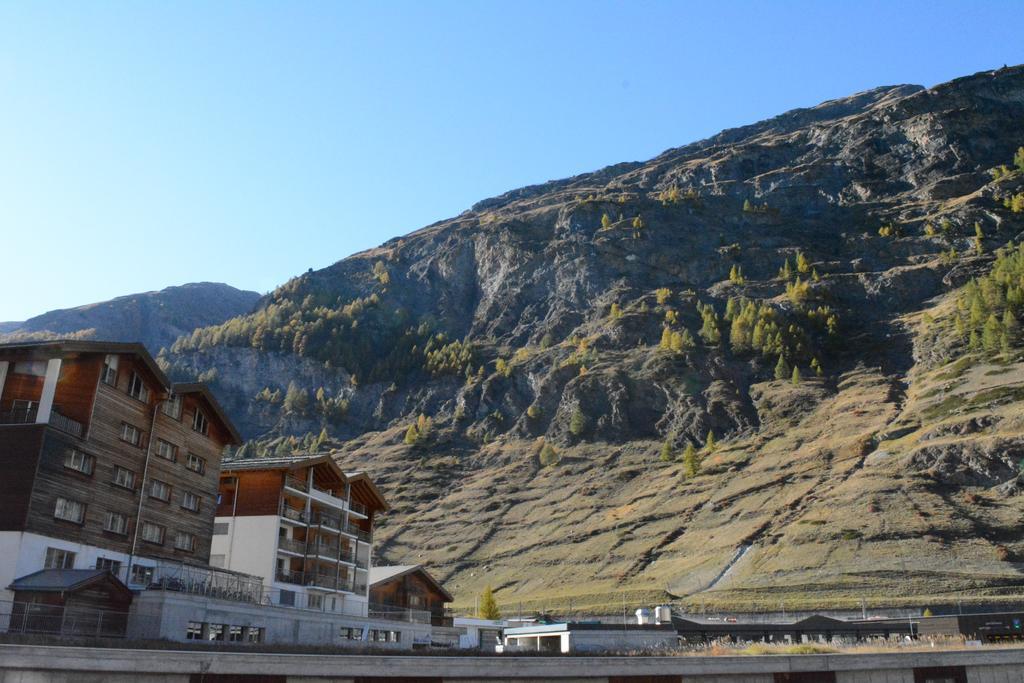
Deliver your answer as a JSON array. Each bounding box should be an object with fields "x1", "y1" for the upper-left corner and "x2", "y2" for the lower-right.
[{"x1": 2, "y1": 1, "x2": 1022, "y2": 321}]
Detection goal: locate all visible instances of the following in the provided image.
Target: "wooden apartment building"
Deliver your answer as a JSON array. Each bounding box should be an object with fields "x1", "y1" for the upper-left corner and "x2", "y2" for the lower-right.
[
  {"x1": 212, "y1": 454, "x2": 387, "y2": 617},
  {"x1": 0, "y1": 340, "x2": 241, "y2": 600}
]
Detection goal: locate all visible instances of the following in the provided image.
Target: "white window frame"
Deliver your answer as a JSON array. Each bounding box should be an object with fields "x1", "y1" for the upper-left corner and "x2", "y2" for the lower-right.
[
  {"x1": 141, "y1": 522, "x2": 165, "y2": 545},
  {"x1": 192, "y1": 409, "x2": 209, "y2": 435},
  {"x1": 112, "y1": 466, "x2": 136, "y2": 490},
  {"x1": 186, "y1": 452, "x2": 206, "y2": 474},
  {"x1": 44, "y1": 547, "x2": 76, "y2": 569},
  {"x1": 120, "y1": 422, "x2": 142, "y2": 447},
  {"x1": 181, "y1": 491, "x2": 201, "y2": 512},
  {"x1": 162, "y1": 394, "x2": 183, "y2": 420},
  {"x1": 104, "y1": 511, "x2": 130, "y2": 535},
  {"x1": 150, "y1": 479, "x2": 171, "y2": 502},
  {"x1": 101, "y1": 354, "x2": 119, "y2": 386},
  {"x1": 174, "y1": 531, "x2": 196, "y2": 552},
  {"x1": 127, "y1": 372, "x2": 149, "y2": 403},
  {"x1": 54, "y1": 497, "x2": 85, "y2": 524},
  {"x1": 155, "y1": 439, "x2": 177, "y2": 462},
  {"x1": 64, "y1": 449, "x2": 94, "y2": 475}
]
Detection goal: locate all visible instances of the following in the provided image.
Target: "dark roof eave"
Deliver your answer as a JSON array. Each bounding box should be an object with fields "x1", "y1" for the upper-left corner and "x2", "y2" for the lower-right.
[{"x1": 172, "y1": 382, "x2": 243, "y2": 445}]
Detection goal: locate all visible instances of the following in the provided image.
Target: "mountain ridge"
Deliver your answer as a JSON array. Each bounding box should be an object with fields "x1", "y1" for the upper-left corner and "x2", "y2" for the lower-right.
[
  {"x1": 148, "y1": 64, "x2": 1024, "y2": 610},
  {"x1": 1, "y1": 282, "x2": 261, "y2": 354}
]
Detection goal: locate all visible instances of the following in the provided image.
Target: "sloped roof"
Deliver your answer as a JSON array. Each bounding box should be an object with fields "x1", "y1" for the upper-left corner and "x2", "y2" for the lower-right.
[
  {"x1": 369, "y1": 564, "x2": 453, "y2": 602},
  {"x1": 0, "y1": 340, "x2": 241, "y2": 444},
  {"x1": 172, "y1": 382, "x2": 242, "y2": 444},
  {"x1": 8, "y1": 568, "x2": 132, "y2": 601},
  {"x1": 222, "y1": 454, "x2": 388, "y2": 512}
]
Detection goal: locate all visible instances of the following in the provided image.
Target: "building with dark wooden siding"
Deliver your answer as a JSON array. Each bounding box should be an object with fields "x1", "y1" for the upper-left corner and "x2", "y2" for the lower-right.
[
  {"x1": 0, "y1": 341, "x2": 241, "y2": 604},
  {"x1": 369, "y1": 565, "x2": 453, "y2": 628}
]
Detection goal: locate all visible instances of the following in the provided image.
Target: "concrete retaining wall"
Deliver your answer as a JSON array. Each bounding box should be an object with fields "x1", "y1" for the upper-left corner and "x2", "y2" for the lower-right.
[{"x1": 3, "y1": 644, "x2": 1024, "y2": 681}]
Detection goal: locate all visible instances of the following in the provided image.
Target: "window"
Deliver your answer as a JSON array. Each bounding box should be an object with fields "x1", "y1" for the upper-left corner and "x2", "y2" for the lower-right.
[
  {"x1": 340, "y1": 627, "x2": 361, "y2": 640},
  {"x1": 279, "y1": 589, "x2": 295, "y2": 606},
  {"x1": 10, "y1": 399, "x2": 37, "y2": 421},
  {"x1": 186, "y1": 452, "x2": 206, "y2": 474},
  {"x1": 161, "y1": 394, "x2": 182, "y2": 420},
  {"x1": 155, "y1": 439, "x2": 177, "y2": 462},
  {"x1": 186, "y1": 621, "x2": 203, "y2": 640},
  {"x1": 112, "y1": 466, "x2": 136, "y2": 490},
  {"x1": 127, "y1": 372, "x2": 149, "y2": 403},
  {"x1": 181, "y1": 491, "x2": 201, "y2": 512},
  {"x1": 246, "y1": 627, "x2": 264, "y2": 643},
  {"x1": 149, "y1": 479, "x2": 171, "y2": 501},
  {"x1": 13, "y1": 361, "x2": 46, "y2": 376},
  {"x1": 120, "y1": 422, "x2": 142, "y2": 447},
  {"x1": 207, "y1": 624, "x2": 224, "y2": 641},
  {"x1": 390, "y1": 630, "x2": 401, "y2": 643},
  {"x1": 104, "y1": 511, "x2": 130, "y2": 535},
  {"x1": 174, "y1": 531, "x2": 196, "y2": 552},
  {"x1": 192, "y1": 409, "x2": 208, "y2": 435},
  {"x1": 228, "y1": 625, "x2": 244, "y2": 642},
  {"x1": 130, "y1": 563, "x2": 154, "y2": 585},
  {"x1": 64, "y1": 449, "x2": 94, "y2": 475},
  {"x1": 54, "y1": 497, "x2": 85, "y2": 523},
  {"x1": 141, "y1": 522, "x2": 165, "y2": 545},
  {"x1": 44, "y1": 547, "x2": 75, "y2": 569},
  {"x1": 308, "y1": 593, "x2": 323, "y2": 610},
  {"x1": 213, "y1": 522, "x2": 229, "y2": 535},
  {"x1": 101, "y1": 354, "x2": 119, "y2": 385},
  {"x1": 96, "y1": 557, "x2": 121, "y2": 574}
]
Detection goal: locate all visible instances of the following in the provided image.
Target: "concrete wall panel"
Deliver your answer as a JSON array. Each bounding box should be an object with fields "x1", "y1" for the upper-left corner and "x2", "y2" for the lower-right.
[{"x1": 968, "y1": 664, "x2": 1024, "y2": 683}]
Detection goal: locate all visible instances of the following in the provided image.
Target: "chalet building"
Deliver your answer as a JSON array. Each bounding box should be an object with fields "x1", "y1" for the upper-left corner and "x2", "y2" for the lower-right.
[
  {"x1": 0, "y1": 340, "x2": 241, "y2": 603},
  {"x1": 368, "y1": 564, "x2": 453, "y2": 628},
  {"x1": 211, "y1": 454, "x2": 387, "y2": 618}
]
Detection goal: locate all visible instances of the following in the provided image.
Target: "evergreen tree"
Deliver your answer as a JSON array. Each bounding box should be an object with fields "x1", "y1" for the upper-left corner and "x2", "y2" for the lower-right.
[
  {"x1": 403, "y1": 425, "x2": 419, "y2": 445},
  {"x1": 982, "y1": 314, "x2": 1003, "y2": 354},
  {"x1": 539, "y1": 442, "x2": 559, "y2": 467},
  {"x1": 683, "y1": 443, "x2": 699, "y2": 478},
  {"x1": 810, "y1": 357, "x2": 823, "y2": 376},
  {"x1": 478, "y1": 585, "x2": 501, "y2": 620},
  {"x1": 659, "y1": 326, "x2": 673, "y2": 350},
  {"x1": 704, "y1": 430, "x2": 716, "y2": 452},
  {"x1": 283, "y1": 381, "x2": 310, "y2": 415},
  {"x1": 975, "y1": 222, "x2": 985, "y2": 254},
  {"x1": 660, "y1": 439, "x2": 674, "y2": 463},
  {"x1": 796, "y1": 251, "x2": 810, "y2": 274},
  {"x1": 655, "y1": 288, "x2": 671, "y2": 305},
  {"x1": 791, "y1": 366, "x2": 801, "y2": 385},
  {"x1": 632, "y1": 216, "x2": 644, "y2": 239},
  {"x1": 1015, "y1": 146, "x2": 1024, "y2": 173},
  {"x1": 609, "y1": 302, "x2": 623, "y2": 320},
  {"x1": 742, "y1": 199, "x2": 753, "y2": 212},
  {"x1": 569, "y1": 407, "x2": 587, "y2": 436},
  {"x1": 774, "y1": 355, "x2": 791, "y2": 380},
  {"x1": 601, "y1": 213, "x2": 612, "y2": 229}
]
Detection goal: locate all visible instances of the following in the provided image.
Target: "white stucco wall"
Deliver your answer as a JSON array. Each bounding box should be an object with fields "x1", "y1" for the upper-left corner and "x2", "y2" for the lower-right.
[{"x1": 212, "y1": 514, "x2": 278, "y2": 585}]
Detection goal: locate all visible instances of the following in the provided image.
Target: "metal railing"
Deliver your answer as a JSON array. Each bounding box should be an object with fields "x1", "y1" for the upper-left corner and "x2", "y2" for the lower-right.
[
  {"x1": 0, "y1": 600, "x2": 127, "y2": 637},
  {"x1": 275, "y1": 569, "x2": 305, "y2": 586},
  {"x1": 367, "y1": 602, "x2": 432, "y2": 624},
  {"x1": 350, "y1": 500, "x2": 368, "y2": 516},
  {"x1": 0, "y1": 408, "x2": 83, "y2": 438},
  {"x1": 277, "y1": 536, "x2": 307, "y2": 554},
  {"x1": 284, "y1": 473, "x2": 308, "y2": 492},
  {"x1": 312, "y1": 509, "x2": 342, "y2": 529},
  {"x1": 0, "y1": 406, "x2": 38, "y2": 424},
  {"x1": 280, "y1": 503, "x2": 307, "y2": 523},
  {"x1": 48, "y1": 411, "x2": 84, "y2": 438},
  {"x1": 119, "y1": 560, "x2": 265, "y2": 604}
]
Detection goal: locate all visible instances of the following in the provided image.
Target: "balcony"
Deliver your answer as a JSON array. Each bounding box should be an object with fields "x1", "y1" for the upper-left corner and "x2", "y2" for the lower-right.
[
  {"x1": 119, "y1": 559, "x2": 265, "y2": 604},
  {"x1": 0, "y1": 408, "x2": 83, "y2": 438},
  {"x1": 279, "y1": 503, "x2": 307, "y2": 524},
  {"x1": 311, "y1": 509, "x2": 342, "y2": 530},
  {"x1": 304, "y1": 572, "x2": 342, "y2": 591},
  {"x1": 275, "y1": 569, "x2": 304, "y2": 586},
  {"x1": 277, "y1": 536, "x2": 307, "y2": 555}
]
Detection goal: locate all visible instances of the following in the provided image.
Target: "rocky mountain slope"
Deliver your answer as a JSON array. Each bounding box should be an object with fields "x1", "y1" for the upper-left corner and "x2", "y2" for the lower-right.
[
  {"x1": 1, "y1": 282, "x2": 260, "y2": 353},
  {"x1": 164, "y1": 65, "x2": 1024, "y2": 611}
]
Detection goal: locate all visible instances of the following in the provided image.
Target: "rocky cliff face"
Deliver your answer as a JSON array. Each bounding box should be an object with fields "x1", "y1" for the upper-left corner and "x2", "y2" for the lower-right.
[
  {"x1": 167, "y1": 65, "x2": 1024, "y2": 611},
  {"x1": 1, "y1": 282, "x2": 260, "y2": 354}
]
